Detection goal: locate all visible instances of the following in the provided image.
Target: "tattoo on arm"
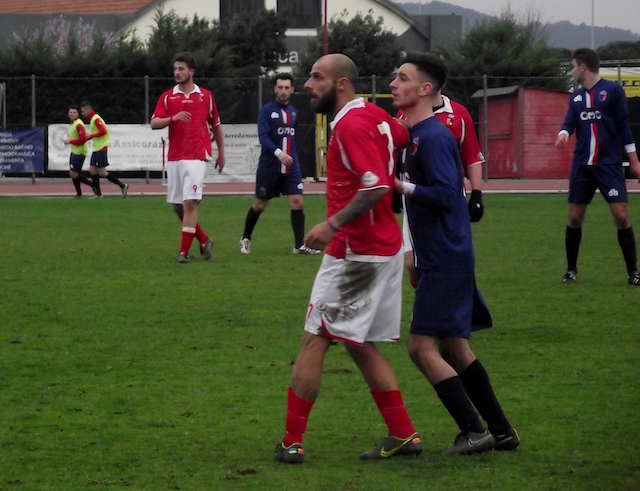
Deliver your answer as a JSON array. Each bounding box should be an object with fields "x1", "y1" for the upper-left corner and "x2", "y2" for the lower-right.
[{"x1": 332, "y1": 188, "x2": 388, "y2": 229}]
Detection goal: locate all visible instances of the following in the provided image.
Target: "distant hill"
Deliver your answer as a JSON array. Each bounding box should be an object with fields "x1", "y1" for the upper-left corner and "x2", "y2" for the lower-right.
[{"x1": 396, "y1": 1, "x2": 640, "y2": 49}]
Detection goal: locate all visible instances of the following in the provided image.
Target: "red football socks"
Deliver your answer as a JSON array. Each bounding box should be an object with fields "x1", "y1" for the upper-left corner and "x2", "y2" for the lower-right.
[
  {"x1": 180, "y1": 227, "x2": 196, "y2": 255},
  {"x1": 284, "y1": 387, "x2": 315, "y2": 447},
  {"x1": 371, "y1": 389, "x2": 416, "y2": 439}
]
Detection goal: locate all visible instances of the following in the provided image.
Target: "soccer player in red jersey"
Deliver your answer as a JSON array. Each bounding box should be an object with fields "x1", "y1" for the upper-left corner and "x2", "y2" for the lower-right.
[
  {"x1": 63, "y1": 105, "x2": 96, "y2": 198},
  {"x1": 151, "y1": 52, "x2": 226, "y2": 263},
  {"x1": 274, "y1": 54, "x2": 421, "y2": 464}
]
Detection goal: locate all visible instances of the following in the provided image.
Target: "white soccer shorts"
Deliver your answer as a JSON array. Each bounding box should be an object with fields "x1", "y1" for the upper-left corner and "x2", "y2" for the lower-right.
[
  {"x1": 166, "y1": 160, "x2": 206, "y2": 204},
  {"x1": 304, "y1": 250, "x2": 403, "y2": 345}
]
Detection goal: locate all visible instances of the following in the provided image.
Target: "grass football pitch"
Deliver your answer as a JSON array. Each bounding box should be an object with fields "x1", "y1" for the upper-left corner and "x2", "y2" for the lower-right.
[{"x1": 0, "y1": 193, "x2": 638, "y2": 491}]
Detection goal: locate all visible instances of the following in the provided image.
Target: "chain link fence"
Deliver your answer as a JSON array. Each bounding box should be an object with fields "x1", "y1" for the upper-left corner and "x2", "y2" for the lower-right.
[{"x1": 1, "y1": 74, "x2": 638, "y2": 179}]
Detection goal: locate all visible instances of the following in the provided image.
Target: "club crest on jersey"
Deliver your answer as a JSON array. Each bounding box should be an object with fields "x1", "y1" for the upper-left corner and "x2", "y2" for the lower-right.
[
  {"x1": 599, "y1": 90, "x2": 607, "y2": 101},
  {"x1": 361, "y1": 171, "x2": 379, "y2": 187},
  {"x1": 446, "y1": 115, "x2": 454, "y2": 126},
  {"x1": 410, "y1": 137, "x2": 419, "y2": 156},
  {"x1": 199, "y1": 93, "x2": 204, "y2": 102}
]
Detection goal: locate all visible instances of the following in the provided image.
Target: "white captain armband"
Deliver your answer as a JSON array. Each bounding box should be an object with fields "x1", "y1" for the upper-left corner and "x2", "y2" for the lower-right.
[
  {"x1": 274, "y1": 148, "x2": 282, "y2": 157},
  {"x1": 625, "y1": 143, "x2": 637, "y2": 154}
]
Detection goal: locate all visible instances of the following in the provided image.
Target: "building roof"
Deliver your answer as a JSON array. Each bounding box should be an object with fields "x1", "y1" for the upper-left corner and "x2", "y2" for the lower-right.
[
  {"x1": 0, "y1": 0, "x2": 150, "y2": 15},
  {"x1": 471, "y1": 86, "x2": 520, "y2": 98}
]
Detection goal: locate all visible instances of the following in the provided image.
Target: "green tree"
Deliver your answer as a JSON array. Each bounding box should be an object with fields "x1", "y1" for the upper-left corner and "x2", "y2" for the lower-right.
[
  {"x1": 597, "y1": 41, "x2": 640, "y2": 61},
  {"x1": 437, "y1": 10, "x2": 569, "y2": 119},
  {"x1": 294, "y1": 10, "x2": 403, "y2": 85}
]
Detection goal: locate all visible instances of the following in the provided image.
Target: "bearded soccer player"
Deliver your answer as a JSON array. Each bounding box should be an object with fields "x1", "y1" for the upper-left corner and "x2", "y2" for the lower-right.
[
  {"x1": 151, "y1": 52, "x2": 226, "y2": 263},
  {"x1": 63, "y1": 105, "x2": 96, "y2": 198},
  {"x1": 274, "y1": 53, "x2": 421, "y2": 464},
  {"x1": 392, "y1": 52, "x2": 518, "y2": 455},
  {"x1": 239, "y1": 73, "x2": 319, "y2": 255},
  {"x1": 555, "y1": 47, "x2": 640, "y2": 285},
  {"x1": 79, "y1": 101, "x2": 128, "y2": 199}
]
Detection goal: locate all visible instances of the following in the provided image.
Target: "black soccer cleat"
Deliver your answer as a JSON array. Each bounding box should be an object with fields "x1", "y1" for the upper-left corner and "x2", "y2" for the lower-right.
[
  {"x1": 274, "y1": 442, "x2": 304, "y2": 464},
  {"x1": 442, "y1": 429, "x2": 495, "y2": 456},
  {"x1": 628, "y1": 271, "x2": 640, "y2": 286},
  {"x1": 200, "y1": 238, "x2": 214, "y2": 260},
  {"x1": 562, "y1": 270, "x2": 577, "y2": 284},
  {"x1": 492, "y1": 427, "x2": 520, "y2": 451},
  {"x1": 359, "y1": 433, "x2": 423, "y2": 460},
  {"x1": 178, "y1": 253, "x2": 190, "y2": 264}
]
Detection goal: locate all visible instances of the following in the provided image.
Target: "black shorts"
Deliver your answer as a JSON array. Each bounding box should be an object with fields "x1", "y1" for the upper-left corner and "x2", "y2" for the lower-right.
[
  {"x1": 90, "y1": 149, "x2": 109, "y2": 168},
  {"x1": 569, "y1": 164, "x2": 628, "y2": 204},
  {"x1": 69, "y1": 153, "x2": 86, "y2": 172}
]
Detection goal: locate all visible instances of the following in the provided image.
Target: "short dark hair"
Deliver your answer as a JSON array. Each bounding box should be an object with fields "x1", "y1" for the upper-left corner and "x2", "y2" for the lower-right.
[
  {"x1": 403, "y1": 51, "x2": 448, "y2": 94},
  {"x1": 273, "y1": 73, "x2": 294, "y2": 87},
  {"x1": 173, "y1": 52, "x2": 197, "y2": 71},
  {"x1": 572, "y1": 48, "x2": 599, "y2": 73},
  {"x1": 80, "y1": 101, "x2": 92, "y2": 110},
  {"x1": 68, "y1": 105, "x2": 80, "y2": 111}
]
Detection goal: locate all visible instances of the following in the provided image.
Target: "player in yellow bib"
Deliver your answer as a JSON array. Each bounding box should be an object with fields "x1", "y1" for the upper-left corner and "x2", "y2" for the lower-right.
[
  {"x1": 80, "y1": 101, "x2": 129, "y2": 198},
  {"x1": 63, "y1": 105, "x2": 97, "y2": 198}
]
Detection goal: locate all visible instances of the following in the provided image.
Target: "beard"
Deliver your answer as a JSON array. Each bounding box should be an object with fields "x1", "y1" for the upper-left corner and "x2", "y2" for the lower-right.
[{"x1": 310, "y1": 87, "x2": 337, "y2": 114}]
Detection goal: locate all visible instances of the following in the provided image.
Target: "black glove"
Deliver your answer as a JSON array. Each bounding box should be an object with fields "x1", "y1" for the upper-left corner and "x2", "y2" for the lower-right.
[{"x1": 468, "y1": 190, "x2": 484, "y2": 222}]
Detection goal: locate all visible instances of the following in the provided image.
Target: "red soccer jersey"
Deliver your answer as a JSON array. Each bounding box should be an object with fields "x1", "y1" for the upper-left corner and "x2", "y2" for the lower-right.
[
  {"x1": 325, "y1": 99, "x2": 408, "y2": 260},
  {"x1": 152, "y1": 84, "x2": 221, "y2": 161},
  {"x1": 397, "y1": 96, "x2": 484, "y2": 171},
  {"x1": 433, "y1": 95, "x2": 484, "y2": 171}
]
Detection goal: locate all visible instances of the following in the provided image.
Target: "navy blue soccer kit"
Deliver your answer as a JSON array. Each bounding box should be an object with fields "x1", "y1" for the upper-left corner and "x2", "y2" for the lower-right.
[
  {"x1": 255, "y1": 100, "x2": 303, "y2": 200},
  {"x1": 404, "y1": 117, "x2": 491, "y2": 338}
]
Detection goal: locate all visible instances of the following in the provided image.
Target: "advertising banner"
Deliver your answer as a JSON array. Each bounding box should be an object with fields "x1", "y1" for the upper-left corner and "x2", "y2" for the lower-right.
[
  {"x1": 48, "y1": 123, "x2": 260, "y2": 182},
  {"x1": 0, "y1": 127, "x2": 45, "y2": 173},
  {"x1": 48, "y1": 124, "x2": 168, "y2": 171}
]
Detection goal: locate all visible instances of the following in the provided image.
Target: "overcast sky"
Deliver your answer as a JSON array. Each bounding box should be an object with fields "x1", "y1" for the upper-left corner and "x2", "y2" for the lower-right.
[{"x1": 395, "y1": 0, "x2": 640, "y2": 35}]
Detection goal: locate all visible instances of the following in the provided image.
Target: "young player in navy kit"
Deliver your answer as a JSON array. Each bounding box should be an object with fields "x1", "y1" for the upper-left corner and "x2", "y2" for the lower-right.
[
  {"x1": 392, "y1": 52, "x2": 518, "y2": 455},
  {"x1": 240, "y1": 73, "x2": 319, "y2": 255},
  {"x1": 555, "y1": 48, "x2": 640, "y2": 285}
]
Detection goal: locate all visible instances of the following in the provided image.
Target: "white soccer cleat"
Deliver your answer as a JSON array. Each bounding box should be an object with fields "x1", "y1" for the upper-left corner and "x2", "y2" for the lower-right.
[
  {"x1": 293, "y1": 244, "x2": 321, "y2": 255},
  {"x1": 239, "y1": 238, "x2": 251, "y2": 254}
]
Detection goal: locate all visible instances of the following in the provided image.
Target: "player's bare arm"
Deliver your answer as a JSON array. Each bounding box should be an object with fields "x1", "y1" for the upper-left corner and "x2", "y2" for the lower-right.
[
  {"x1": 304, "y1": 187, "x2": 388, "y2": 250},
  {"x1": 212, "y1": 123, "x2": 226, "y2": 173},
  {"x1": 629, "y1": 152, "x2": 640, "y2": 181}
]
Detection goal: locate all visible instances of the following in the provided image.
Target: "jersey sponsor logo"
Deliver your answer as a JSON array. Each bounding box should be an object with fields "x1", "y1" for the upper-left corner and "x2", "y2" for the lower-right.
[
  {"x1": 608, "y1": 188, "x2": 619, "y2": 197},
  {"x1": 410, "y1": 137, "x2": 419, "y2": 156},
  {"x1": 270, "y1": 111, "x2": 279, "y2": 119},
  {"x1": 361, "y1": 171, "x2": 380, "y2": 187},
  {"x1": 599, "y1": 90, "x2": 607, "y2": 101},
  {"x1": 580, "y1": 110, "x2": 602, "y2": 121},
  {"x1": 573, "y1": 94, "x2": 583, "y2": 103},
  {"x1": 277, "y1": 127, "x2": 295, "y2": 136}
]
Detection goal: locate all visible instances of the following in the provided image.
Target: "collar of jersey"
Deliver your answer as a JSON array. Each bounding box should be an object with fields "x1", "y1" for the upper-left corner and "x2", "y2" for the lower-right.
[
  {"x1": 434, "y1": 95, "x2": 454, "y2": 115},
  {"x1": 330, "y1": 97, "x2": 365, "y2": 130},
  {"x1": 172, "y1": 84, "x2": 202, "y2": 97}
]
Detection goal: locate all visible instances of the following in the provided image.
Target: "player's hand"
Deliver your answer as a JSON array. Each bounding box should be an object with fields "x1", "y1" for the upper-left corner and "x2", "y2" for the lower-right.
[
  {"x1": 277, "y1": 152, "x2": 293, "y2": 166},
  {"x1": 215, "y1": 155, "x2": 225, "y2": 174},
  {"x1": 468, "y1": 190, "x2": 484, "y2": 222},
  {"x1": 63, "y1": 139, "x2": 70, "y2": 145},
  {"x1": 629, "y1": 157, "x2": 640, "y2": 182},
  {"x1": 304, "y1": 221, "x2": 336, "y2": 251},
  {"x1": 172, "y1": 111, "x2": 191, "y2": 123},
  {"x1": 555, "y1": 133, "x2": 568, "y2": 149},
  {"x1": 394, "y1": 177, "x2": 405, "y2": 193}
]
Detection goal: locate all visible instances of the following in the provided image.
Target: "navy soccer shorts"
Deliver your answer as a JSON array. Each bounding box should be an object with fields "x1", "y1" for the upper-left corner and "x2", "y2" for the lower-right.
[
  {"x1": 569, "y1": 164, "x2": 628, "y2": 204},
  {"x1": 255, "y1": 163, "x2": 303, "y2": 200},
  {"x1": 90, "y1": 149, "x2": 109, "y2": 168},
  {"x1": 69, "y1": 153, "x2": 87, "y2": 172}
]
